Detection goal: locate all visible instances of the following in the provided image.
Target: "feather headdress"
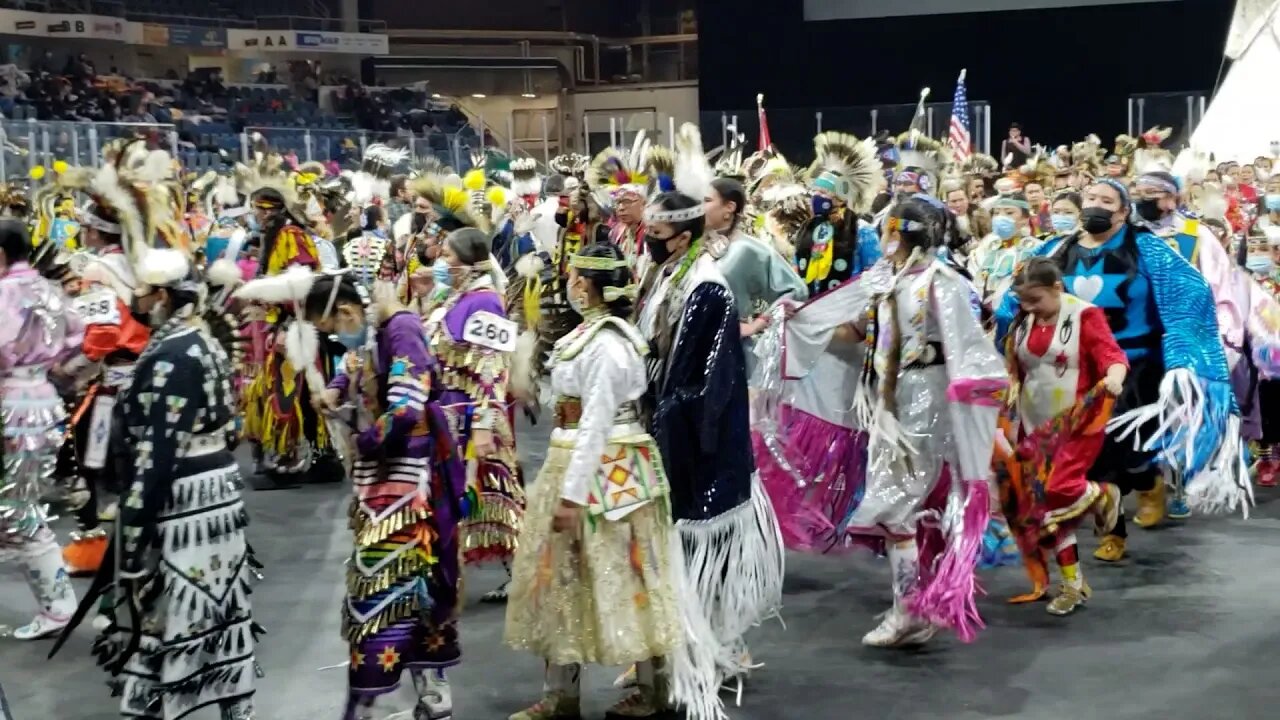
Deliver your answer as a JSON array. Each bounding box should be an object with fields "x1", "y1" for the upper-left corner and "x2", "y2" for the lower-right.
[
  {"x1": 586, "y1": 130, "x2": 652, "y2": 201},
  {"x1": 410, "y1": 172, "x2": 490, "y2": 234},
  {"x1": 807, "y1": 131, "x2": 879, "y2": 213}
]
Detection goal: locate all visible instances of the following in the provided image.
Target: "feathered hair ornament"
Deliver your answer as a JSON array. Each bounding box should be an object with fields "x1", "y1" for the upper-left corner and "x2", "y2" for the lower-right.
[
  {"x1": 807, "y1": 131, "x2": 880, "y2": 213},
  {"x1": 410, "y1": 173, "x2": 490, "y2": 234},
  {"x1": 510, "y1": 158, "x2": 542, "y2": 197},
  {"x1": 673, "y1": 122, "x2": 715, "y2": 203},
  {"x1": 549, "y1": 153, "x2": 589, "y2": 178}
]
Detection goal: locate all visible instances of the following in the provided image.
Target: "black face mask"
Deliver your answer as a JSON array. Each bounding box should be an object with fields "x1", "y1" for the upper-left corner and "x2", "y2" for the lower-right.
[
  {"x1": 554, "y1": 209, "x2": 570, "y2": 229},
  {"x1": 1134, "y1": 198, "x2": 1164, "y2": 223},
  {"x1": 646, "y1": 234, "x2": 675, "y2": 264},
  {"x1": 411, "y1": 211, "x2": 429, "y2": 234},
  {"x1": 1081, "y1": 206, "x2": 1116, "y2": 235}
]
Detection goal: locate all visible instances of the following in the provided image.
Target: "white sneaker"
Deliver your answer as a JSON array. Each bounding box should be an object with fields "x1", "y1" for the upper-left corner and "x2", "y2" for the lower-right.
[
  {"x1": 91, "y1": 614, "x2": 112, "y2": 632},
  {"x1": 861, "y1": 608, "x2": 937, "y2": 648},
  {"x1": 13, "y1": 612, "x2": 70, "y2": 641}
]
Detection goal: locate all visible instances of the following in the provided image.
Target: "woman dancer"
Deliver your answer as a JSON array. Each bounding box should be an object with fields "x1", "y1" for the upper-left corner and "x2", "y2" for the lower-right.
[
  {"x1": 773, "y1": 196, "x2": 1007, "y2": 647},
  {"x1": 1048, "y1": 190, "x2": 1083, "y2": 237},
  {"x1": 302, "y1": 274, "x2": 466, "y2": 720},
  {"x1": 427, "y1": 228, "x2": 524, "y2": 601},
  {"x1": 999, "y1": 258, "x2": 1127, "y2": 615},
  {"x1": 505, "y1": 242, "x2": 682, "y2": 720},
  {"x1": 634, "y1": 171, "x2": 785, "y2": 718},
  {"x1": 0, "y1": 218, "x2": 83, "y2": 640}
]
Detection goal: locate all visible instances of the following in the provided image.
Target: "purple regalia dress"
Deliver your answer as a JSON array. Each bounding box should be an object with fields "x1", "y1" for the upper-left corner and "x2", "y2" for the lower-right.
[
  {"x1": 334, "y1": 311, "x2": 468, "y2": 698},
  {"x1": 427, "y1": 275, "x2": 523, "y2": 565}
]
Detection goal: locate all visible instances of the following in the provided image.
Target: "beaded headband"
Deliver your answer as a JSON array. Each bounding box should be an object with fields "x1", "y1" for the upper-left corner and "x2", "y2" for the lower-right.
[
  {"x1": 884, "y1": 216, "x2": 924, "y2": 233},
  {"x1": 644, "y1": 203, "x2": 705, "y2": 224},
  {"x1": 1135, "y1": 173, "x2": 1179, "y2": 194},
  {"x1": 569, "y1": 254, "x2": 630, "y2": 271}
]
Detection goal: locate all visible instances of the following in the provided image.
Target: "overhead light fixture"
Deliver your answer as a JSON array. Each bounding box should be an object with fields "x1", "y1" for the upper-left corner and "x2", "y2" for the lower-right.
[
  {"x1": 472, "y1": 93, "x2": 486, "y2": 98},
  {"x1": 431, "y1": 93, "x2": 441, "y2": 99},
  {"x1": 522, "y1": 93, "x2": 537, "y2": 98}
]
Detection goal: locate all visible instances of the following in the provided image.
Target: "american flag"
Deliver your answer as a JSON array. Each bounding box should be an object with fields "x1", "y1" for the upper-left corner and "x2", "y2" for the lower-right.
[{"x1": 948, "y1": 69, "x2": 972, "y2": 162}]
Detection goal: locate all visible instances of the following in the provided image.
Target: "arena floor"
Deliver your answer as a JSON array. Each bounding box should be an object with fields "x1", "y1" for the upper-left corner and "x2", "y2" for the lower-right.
[{"x1": 3, "y1": 417, "x2": 1278, "y2": 720}]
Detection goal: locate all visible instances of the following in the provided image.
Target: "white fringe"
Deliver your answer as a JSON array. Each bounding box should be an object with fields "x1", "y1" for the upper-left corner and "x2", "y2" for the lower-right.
[
  {"x1": 669, "y1": 475, "x2": 785, "y2": 720},
  {"x1": 1107, "y1": 368, "x2": 1202, "y2": 468},
  {"x1": 1187, "y1": 414, "x2": 1254, "y2": 517}
]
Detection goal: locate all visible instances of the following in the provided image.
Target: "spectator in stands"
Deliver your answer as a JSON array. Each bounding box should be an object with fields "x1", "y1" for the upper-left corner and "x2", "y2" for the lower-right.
[{"x1": 386, "y1": 175, "x2": 411, "y2": 227}]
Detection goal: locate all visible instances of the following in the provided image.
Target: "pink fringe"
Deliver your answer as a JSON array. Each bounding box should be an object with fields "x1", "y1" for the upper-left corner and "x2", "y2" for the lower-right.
[
  {"x1": 909, "y1": 478, "x2": 990, "y2": 643},
  {"x1": 754, "y1": 406, "x2": 867, "y2": 553}
]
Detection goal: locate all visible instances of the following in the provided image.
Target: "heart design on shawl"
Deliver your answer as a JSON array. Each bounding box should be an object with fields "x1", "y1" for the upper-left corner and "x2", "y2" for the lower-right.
[{"x1": 1072, "y1": 275, "x2": 1104, "y2": 303}]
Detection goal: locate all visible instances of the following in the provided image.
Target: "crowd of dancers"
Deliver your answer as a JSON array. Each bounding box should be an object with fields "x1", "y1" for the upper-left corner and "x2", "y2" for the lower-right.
[{"x1": 0, "y1": 100, "x2": 1277, "y2": 720}]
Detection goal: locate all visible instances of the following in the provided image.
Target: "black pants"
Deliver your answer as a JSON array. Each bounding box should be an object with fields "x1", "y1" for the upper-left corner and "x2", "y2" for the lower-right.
[{"x1": 1087, "y1": 352, "x2": 1163, "y2": 539}]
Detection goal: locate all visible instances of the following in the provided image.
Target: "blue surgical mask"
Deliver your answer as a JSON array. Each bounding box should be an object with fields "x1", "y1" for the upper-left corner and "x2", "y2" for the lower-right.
[
  {"x1": 1265, "y1": 194, "x2": 1280, "y2": 212},
  {"x1": 432, "y1": 257, "x2": 453, "y2": 287},
  {"x1": 811, "y1": 195, "x2": 834, "y2": 218},
  {"x1": 992, "y1": 215, "x2": 1018, "y2": 240},
  {"x1": 1247, "y1": 255, "x2": 1274, "y2": 273},
  {"x1": 337, "y1": 324, "x2": 368, "y2": 350},
  {"x1": 1050, "y1": 213, "x2": 1077, "y2": 233},
  {"x1": 246, "y1": 214, "x2": 260, "y2": 233}
]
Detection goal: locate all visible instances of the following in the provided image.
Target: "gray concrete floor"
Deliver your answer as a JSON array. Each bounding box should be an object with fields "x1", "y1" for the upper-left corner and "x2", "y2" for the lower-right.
[{"x1": 3, "y1": 417, "x2": 1278, "y2": 719}]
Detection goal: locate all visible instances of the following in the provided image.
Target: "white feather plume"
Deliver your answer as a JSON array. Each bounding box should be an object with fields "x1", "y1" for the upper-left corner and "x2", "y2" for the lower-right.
[
  {"x1": 206, "y1": 258, "x2": 243, "y2": 289},
  {"x1": 135, "y1": 248, "x2": 191, "y2": 289},
  {"x1": 514, "y1": 251, "x2": 544, "y2": 280},
  {"x1": 628, "y1": 129, "x2": 650, "y2": 175},
  {"x1": 284, "y1": 320, "x2": 326, "y2": 394},
  {"x1": 233, "y1": 264, "x2": 316, "y2": 304},
  {"x1": 509, "y1": 328, "x2": 540, "y2": 403},
  {"x1": 674, "y1": 123, "x2": 715, "y2": 203}
]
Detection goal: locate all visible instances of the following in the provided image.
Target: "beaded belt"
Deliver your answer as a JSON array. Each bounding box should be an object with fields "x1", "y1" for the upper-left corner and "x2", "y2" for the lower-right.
[
  {"x1": 103, "y1": 363, "x2": 136, "y2": 389},
  {"x1": 554, "y1": 397, "x2": 640, "y2": 430}
]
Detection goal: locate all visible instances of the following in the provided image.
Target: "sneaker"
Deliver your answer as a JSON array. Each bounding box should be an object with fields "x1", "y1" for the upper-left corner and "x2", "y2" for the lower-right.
[
  {"x1": 861, "y1": 608, "x2": 937, "y2": 648},
  {"x1": 1093, "y1": 534, "x2": 1126, "y2": 563},
  {"x1": 508, "y1": 693, "x2": 581, "y2": 720},
  {"x1": 1046, "y1": 580, "x2": 1092, "y2": 616},
  {"x1": 1167, "y1": 496, "x2": 1191, "y2": 520},
  {"x1": 12, "y1": 612, "x2": 70, "y2": 640}
]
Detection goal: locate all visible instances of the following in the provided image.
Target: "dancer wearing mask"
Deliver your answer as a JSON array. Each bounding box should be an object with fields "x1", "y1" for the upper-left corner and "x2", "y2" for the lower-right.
[
  {"x1": 57, "y1": 244, "x2": 259, "y2": 720},
  {"x1": 995, "y1": 179, "x2": 1247, "y2": 562},
  {"x1": 792, "y1": 132, "x2": 883, "y2": 297},
  {"x1": 1130, "y1": 167, "x2": 1261, "y2": 523},
  {"x1": 969, "y1": 193, "x2": 1043, "y2": 305},
  {"x1": 634, "y1": 173, "x2": 784, "y2": 718},
  {"x1": 782, "y1": 196, "x2": 1005, "y2": 646},
  {"x1": 424, "y1": 222, "x2": 524, "y2": 602},
  {"x1": 259, "y1": 271, "x2": 467, "y2": 720},
  {"x1": 1049, "y1": 190, "x2": 1083, "y2": 236},
  {"x1": 505, "y1": 241, "x2": 682, "y2": 720},
  {"x1": 998, "y1": 258, "x2": 1127, "y2": 615},
  {"x1": 0, "y1": 218, "x2": 83, "y2": 639},
  {"x1": 1254, "y1": 231, "x2": 1280, "y2": 486}
]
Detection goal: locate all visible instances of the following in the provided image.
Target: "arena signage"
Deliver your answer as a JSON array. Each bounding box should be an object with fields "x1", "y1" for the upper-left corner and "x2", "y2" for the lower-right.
[
  {"x1": 226, "y1": 29, "x2": 388, "y2": 55},
  {"x1": 0, "y1": 9, "x2": 128, "y2": 40}
]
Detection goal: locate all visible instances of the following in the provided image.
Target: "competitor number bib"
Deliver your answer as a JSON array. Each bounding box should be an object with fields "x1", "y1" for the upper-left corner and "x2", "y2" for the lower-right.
[{"x1": 462, "y1": 310, "x2": 517, "y2": 352}]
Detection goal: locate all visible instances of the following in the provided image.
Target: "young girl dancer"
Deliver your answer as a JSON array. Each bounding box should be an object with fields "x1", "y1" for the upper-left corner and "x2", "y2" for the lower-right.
[{"x1": 999, "y1": 257, "x2": 1127, "y2": 615}]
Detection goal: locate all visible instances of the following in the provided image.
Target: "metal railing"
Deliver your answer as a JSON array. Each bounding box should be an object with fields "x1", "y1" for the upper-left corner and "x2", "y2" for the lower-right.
[
  {"x1": 698, "y1": 101, "x2": 994, "y2": 165},
  {"x1": 1127, "y1": 92, "x2": 1209, "y2": 147},
  {"x1": 1, "y1": 119, "x2": 178, "y2": 182}
]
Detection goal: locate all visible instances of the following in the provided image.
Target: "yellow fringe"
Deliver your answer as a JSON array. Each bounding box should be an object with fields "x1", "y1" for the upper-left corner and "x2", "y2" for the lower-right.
[
  {"x1": 343, "y1": 593, "x2": 428, "y2": 643},
  {"x1": 349, "y1": 502, "x2": 435, "y2": 547},
  {"x1": 346, "y1": 548, "x2": 436, "y2": 599}
]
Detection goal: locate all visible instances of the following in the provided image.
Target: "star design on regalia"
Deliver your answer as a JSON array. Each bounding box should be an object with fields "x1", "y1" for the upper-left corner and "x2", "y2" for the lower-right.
[
  {"x1": 351, "y1": 650, "x2": 365, "y2": 668},
  {"x1": 1067, "y1": 260, "x2": 1125, "y2": 308},
  {"x1": 377, "y1": 645, "x2": 401, "y2": 671},
  {"x1": 424, "y1": 633, "x2": 446, "y2": 651}
]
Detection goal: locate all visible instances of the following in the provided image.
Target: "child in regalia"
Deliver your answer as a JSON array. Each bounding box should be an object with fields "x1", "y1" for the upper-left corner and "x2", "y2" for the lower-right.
[{"x1": 999, "y1": 257, "x2": 1128, "y2": 616}]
